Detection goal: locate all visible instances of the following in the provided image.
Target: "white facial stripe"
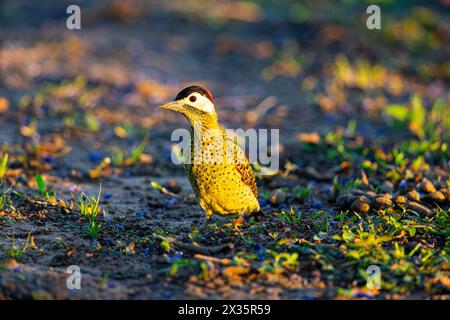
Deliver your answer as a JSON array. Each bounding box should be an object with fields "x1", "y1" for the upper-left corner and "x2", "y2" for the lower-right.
[{"x1": 184, "y1": 93, "x2": 214, "y2": 114}]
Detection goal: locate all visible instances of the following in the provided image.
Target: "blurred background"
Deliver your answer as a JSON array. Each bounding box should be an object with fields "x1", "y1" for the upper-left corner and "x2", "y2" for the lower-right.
[{"x1": 1, "y1": 0, "x2": 449, "y2": 167}]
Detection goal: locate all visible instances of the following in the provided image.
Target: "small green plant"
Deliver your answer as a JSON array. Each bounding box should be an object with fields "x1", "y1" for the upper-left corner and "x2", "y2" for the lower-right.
[
  {"x1": 392, "y1": 148, "x2": 406, "y2": 167},
  {"x1": 77, "y1": 185, "x2": 103, "y2": 239},
  {"x1": 0, "y1": 153, "x2": 8, "y2": 181},
  {"x1": 168, "y1": 258, "x2": 195, "y2": 277},
  {"x1": 152, "y1": 229, "x2": 173, "y2": 253},
  {"x1": 188, "y1": 223, "x2": 200, "y2": 242},
  {"x1": 84, "y1": 113, "x2": 100, "y2": 132},
  {"x1": 0, "y1": 193, "x2": 9, "y2": 211},
  {"x1": 86, "y1": 219, "x2": 102, "y2": 239},
  {"x1": 3, "y1": 232, "x2": 32, "y2": 260},
  {"x1": 294, "y1": 186, "x2": 311, "y2": 202},
  {"x1": 150, "y1": 180, "x2": 179, "y2": 197},
  {"x1": 77, "y1": 185, "x2": 102, "y2": 220},
  {"x1": 311, "y1": 210, "x2": 331, "y2": 233},
  {"x1": 346, "y1": 119, "x2": 357, "y2": 136},
  {"x1": 259, "y1": 250, "x2": 299, "y2": 274},
  {"x1": 198, "y1": 262, "x2": 210, "y2": 280},
  {"x1": 129, "y1": 136, "x2": 148, "y2": 164},
  {"x1": 111, "y1": 136, "x2": 149, "y2": 166},
  {"x1": 35, "y1": 174, "x2": 56, "y2": 202},
  {"x1": 384, "y1": 96, "x2": 449, "y2": 140},
  {"x1": 278, "y1": 207, "x2": 302, "y2": 226}
]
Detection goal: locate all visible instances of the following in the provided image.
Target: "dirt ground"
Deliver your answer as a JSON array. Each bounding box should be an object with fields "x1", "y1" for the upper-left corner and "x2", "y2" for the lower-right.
[{"x1": 0, "y1": 1, "x2": 449, "y2": 299}]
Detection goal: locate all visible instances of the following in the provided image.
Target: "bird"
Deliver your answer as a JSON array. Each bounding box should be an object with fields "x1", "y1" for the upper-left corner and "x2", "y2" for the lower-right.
[{"x1": 160, "y1": 85, "x2": 260, "y2": 226}]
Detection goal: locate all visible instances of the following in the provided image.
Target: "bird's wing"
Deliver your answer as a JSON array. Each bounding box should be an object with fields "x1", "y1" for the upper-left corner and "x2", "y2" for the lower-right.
[{"x1": 224, "y1": 130, "x2": 258, "y2": 198}]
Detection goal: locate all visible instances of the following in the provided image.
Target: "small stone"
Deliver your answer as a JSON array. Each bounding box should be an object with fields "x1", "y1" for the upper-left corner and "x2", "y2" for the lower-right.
[
  {"x1": 420, "y1": 178, "x2": 436, "y2": 194},
  {"x1": 184, "y1": 194, "x2": 197, "y2": 204},
  {"x1": 380, "y1": 181, "x2": 394, "y2": 193},
  {"x1": 166, "y1": 179, "x2": 181, "y2": 193},
  {"x1": 425, "y1": 191, "x2": 446, "y2": 203},
  {"x1": 268, "y1": 189, "x2": 287, "y2": 206},
  {"x1": 439, "y1": 188, "x2": 450, "y2": 201},
  {"x1": 337, "y1": 193, "x2": 357, "y2": 207},
  {"x1": 379, "y1": 193, "x2": 393, "y2": 200},
  {"x1": 297, "y1": 132, "x2": 320, "y2": 144},
  {"x1": 139, "y1": 153, "x2": 153, "y2": 164},
  {"x1": 394, "y1": 196, "x2": 407, "y2": 204},
  {"x1": 351, "y1": 189, "x2": 366, "y2": 196},
  {"x1": 372, "y1": 196, "x2": 393, "y2": 210},
  {"x1": 313, "y1": 200, "x2": 323, "y2": 209},
  {"x1": 407, "y1": 190, "x2": 421, "y2": 202},
  {"x1": 405, "y1": 201, "x2": 433, "y2": 216},
  {"x1": 398, "y1": 180, "x2": 408, "y2": 189},
  {"x1": 364, "y1": 191, "x2": 377, "y2": 200},
  {"x1": 5, "y1": 259, "x2": 18, "y2": 270},
  {"x1": 0, "y1": 97, "x2": 9, "y2": 113},
  {"x1": 351, "y1": 199, "x2": 370, "y2": 214}
]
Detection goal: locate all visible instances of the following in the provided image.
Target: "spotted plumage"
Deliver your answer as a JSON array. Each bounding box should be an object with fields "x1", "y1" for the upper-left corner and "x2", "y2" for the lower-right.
[{"x1": 160, "y1": 86, "x2": 260, "y2": 221}]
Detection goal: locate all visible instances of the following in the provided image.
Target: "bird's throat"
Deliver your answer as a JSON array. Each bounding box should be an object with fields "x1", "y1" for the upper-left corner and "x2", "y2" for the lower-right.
[{"x1": 188, "y1": 114, "x2": 219, "y2": 133}]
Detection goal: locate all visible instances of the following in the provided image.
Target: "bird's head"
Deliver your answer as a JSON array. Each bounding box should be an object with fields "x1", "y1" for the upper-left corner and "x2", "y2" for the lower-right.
[{"x1": 160, "y1": 85, "x2": 218, "y2": 125}]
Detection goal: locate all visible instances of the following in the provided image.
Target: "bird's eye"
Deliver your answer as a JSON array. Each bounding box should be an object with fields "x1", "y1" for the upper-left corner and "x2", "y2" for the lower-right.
[{"x1": 189, "y1": 95, "x2": 197, "y2": 103}]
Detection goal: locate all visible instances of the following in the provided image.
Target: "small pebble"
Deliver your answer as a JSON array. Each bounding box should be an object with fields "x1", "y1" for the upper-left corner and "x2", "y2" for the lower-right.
[
  {"x1": 16, "y1": 176, "x2": 28, "y2": 186},
  {"x1": 364, "y1": 191, "x2": 377, "y2": 200},
  {"x1": 44, "y1": 155, "x2": 55, "y2": 164},
  {"x1": 439, "y1": 188, "x2": 449, "y2": 201},
  {"x1": 398, "y1": 180, "x2": 408, "y2": 189},
  {"x1": 407, "y1": 190, "x2": 421, "y2": 202},
  {"x1": 394, "y1": 196, "x2": 407, "y2": 204},
  {"x1": 6, "y1": 259, "x2": 19, "y2": 270},
  {"x1": 165, "y1": 179, "x2": 181, "y2": 193},
  {"x1": 372, "y1": 196, "x2": 393, "y2": 210},
  {"x1": 135, "y1": 211, "x2": 146, "y2": 218},
  {"x1": 405, "y1": 201, "x2": 433, "y2": 216},
  {"x1": 425, "y1": 191, "x2": 446, "y2": 203},
  {"x1": 268, "y1": 189, "x2": 287, "y2": 206},
  {"x1": 184, "y1": 194, "x2": 197, "y2": 204},
  {"x1": 164, "y1": 198, "x2": 177, "y2": 207},
  {"x1": 380, "y1": 193, "x2": 393, "y2": 199},
  {"x1": 380, "y1": 181, "x2": 394, "y2": 193},
  {"x1": 337, "y1": 193, "x2": 359, "y2": 207},
  {"x1": 420, "y1": 178, "x2": 436, "y2": 194},
  {"x1": 114, "y1": 224, "x2": 125, "y2": 232},
  {"x1": 351, "y1": 199, "x2": 370, "y2": 214},
  {"x1": 351, "y1": 189, "x2": 365, "y2": 196},
  {"x1": 313, "y1": 200, "x2": 323, "y2": 209},
  {"x1": 89, "y1": 151, "x2": 103, "y2": 163}
]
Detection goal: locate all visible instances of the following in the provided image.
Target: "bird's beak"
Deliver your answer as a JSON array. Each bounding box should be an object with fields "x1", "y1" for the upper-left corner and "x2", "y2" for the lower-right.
[{"x1": 159, "y1": 101, "x2": 185, "y2": 112}]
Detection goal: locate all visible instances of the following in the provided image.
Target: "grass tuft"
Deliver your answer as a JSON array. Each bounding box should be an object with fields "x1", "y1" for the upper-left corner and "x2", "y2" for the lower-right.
[
  {"x1": 76, "y1": 184, "x2": 103, "y2": 239},
  {"x1": 0, "y1": 153, "x2": 8, "y2": 181}
]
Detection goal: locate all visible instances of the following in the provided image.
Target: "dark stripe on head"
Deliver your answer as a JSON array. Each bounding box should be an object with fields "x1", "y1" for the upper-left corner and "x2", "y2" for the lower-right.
[{"x1": 175, "y1": 85, "x2": 214, "y2": 103}]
